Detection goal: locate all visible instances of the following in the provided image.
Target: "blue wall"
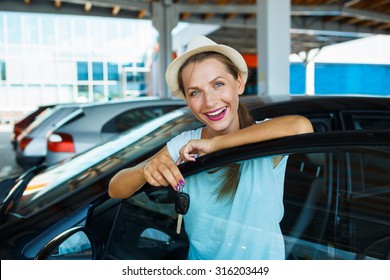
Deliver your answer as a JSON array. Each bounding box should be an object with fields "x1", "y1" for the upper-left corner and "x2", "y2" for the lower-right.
[
  {"x1": 290, "y1": 63, "x2": 306, "y2": 94},
  {"x1": 314, "y1": 63, "x2": 390, "y2": 95},
  {"x1": 245, "y1": 62, "x2": 390, "y2": 96}
]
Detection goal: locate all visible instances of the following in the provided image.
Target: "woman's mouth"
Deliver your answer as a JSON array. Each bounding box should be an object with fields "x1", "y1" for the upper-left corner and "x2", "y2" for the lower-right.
[{"x1": 205, "y1": 107, "x2": 227, "y2": 121}]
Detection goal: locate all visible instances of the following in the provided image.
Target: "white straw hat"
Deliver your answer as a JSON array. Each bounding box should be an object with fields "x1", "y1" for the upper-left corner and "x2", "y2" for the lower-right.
[{"x1": 165, "y1": 36, "x2": 248, "y2": 99}]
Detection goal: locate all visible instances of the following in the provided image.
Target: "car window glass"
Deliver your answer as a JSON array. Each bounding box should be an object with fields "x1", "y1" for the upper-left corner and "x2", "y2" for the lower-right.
[
  {"x1": 14, "y1": 111, "x2": 201, "y2": 216},
  {"x1": 52, "y1": 108, "x2": 84, "y2": 129},
  {"x1": 352, "y1": 114, "x2": 390, "y2": 130},
  {"x1": 281, "y1": 152, "x2": 332, "y2": 259},
  {"x1": 346, "y1": 150, "x2": 390, "y2": 260},
  {"x1": 343, "y1": 112, "x2": 390, "y2": 130},
  {"x1": 102, "y1": 105, "x2": 182, "y2": 133},
  {"x1": 285, "y1": 149, "x2": 390, "y2": 260},
  {"x1": 104, "y1": 187, "x2": 189, "y2": 260},
  {"x1": 106, "y1": 147, "x2": 389, "y2": 260},
  {"x1": 48, "y1": 232, "x2": 92, "y2": 260}
]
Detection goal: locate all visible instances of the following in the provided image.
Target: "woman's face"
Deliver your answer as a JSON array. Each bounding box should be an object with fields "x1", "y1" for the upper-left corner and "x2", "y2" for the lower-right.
[{"x1": 181, "y1": 57, "x2": 245, "y2": 137}]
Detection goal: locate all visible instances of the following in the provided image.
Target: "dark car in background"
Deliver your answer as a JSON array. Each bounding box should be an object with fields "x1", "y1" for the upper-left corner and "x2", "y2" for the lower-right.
[
  {"x1": 0, "y1": 95, "x2": 389, "y2": 260},
  {"x1": 45, "y1": 97, "x2": 185, "y2": 166}
]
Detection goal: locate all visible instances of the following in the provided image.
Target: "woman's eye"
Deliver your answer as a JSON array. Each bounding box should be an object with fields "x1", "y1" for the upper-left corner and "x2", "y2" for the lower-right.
[
  {"x1": 190, "y1": 90, "x2": 201, "y2": 97},
  {"x1": 214, "y1": 81, "x2": 224, "y2": 88}
]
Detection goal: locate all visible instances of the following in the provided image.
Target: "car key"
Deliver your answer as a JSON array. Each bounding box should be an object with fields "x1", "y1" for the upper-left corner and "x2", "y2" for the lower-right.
[{"x1": 175, "y1": 185, "x2": 190, "y2": 234}]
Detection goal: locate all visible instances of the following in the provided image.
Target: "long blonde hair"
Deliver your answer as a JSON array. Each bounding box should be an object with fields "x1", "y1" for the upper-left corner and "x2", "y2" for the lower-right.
[{"x1": 178, "y1": 51, "x2": 255, "y2": 201}]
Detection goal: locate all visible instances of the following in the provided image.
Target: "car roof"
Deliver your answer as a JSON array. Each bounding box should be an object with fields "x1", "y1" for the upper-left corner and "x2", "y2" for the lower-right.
[
  {"x1": 241, "y1": 95, "x2": 390, "y2": 115},
  {"x1": 74, "y1": 97, "x2": 184, "y2": 109},
  {"x1": 49, "y1": 97, "x2": 186, "y2": 131}
]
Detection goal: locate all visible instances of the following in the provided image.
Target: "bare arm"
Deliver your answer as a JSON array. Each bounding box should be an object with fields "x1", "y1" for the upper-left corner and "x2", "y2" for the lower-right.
[
  {"x1": 109, "y1": 115, "x2": 313, "y2": 199},
  {"x1": 108, "y1": 146, "x2": 183, "y2": 199},
  {"x1": 178, "y1": 115, "x2": 314, "y2": 162},
  {"x1": 214, "y1": 115, "x2": 313, "y2": 151}
]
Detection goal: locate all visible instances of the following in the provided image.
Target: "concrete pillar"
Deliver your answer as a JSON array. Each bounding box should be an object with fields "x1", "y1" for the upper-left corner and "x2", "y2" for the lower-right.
[
  {"x1": 257, "y1": 0, "x2": 291, "y2": 96},
  {"x1": 152, "y1": 1, "x2": 178, "y2": 97},
  {"x1": 305, "y1": 60, "x2": 315, "y2": 95}
]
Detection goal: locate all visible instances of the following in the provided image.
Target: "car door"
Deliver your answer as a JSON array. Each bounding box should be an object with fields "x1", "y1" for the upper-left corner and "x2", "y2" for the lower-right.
[
  {"x1": 36, "y1": 131, "x2": 390, "y2": 260},
  {"x1": 99, "y1": 131, "x2": 390, "y2": 260},
  {"x1": 335, "y1": 149, "x2": 390, "y2": 259},
  {"x1": 102, "y1": 187, "x2": 189, "y2": 260}
]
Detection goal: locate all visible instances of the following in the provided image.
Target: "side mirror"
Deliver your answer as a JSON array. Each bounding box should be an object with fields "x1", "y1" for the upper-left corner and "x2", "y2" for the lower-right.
[{"x1": 35, "y1": 226, "x2": 94, "y2": 260}]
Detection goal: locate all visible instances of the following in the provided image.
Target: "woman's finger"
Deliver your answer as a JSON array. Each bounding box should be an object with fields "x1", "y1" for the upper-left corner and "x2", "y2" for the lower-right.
[{"x1": 157, "y1": 160, "x2": 183, "y2": 189}]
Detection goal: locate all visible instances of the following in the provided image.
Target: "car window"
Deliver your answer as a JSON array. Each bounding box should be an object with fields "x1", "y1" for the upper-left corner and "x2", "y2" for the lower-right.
[
  {"x1": 352, "y1": 114, "x2": 390, "y2": 130},
  {"x1": 281, "y1": 152, "x2": 332, "y2": 259},
  {"x1": 103, "y1": 188, "x2": 189, "y2": 260},
  {"x1": 342, "y1": 111, "x2": 390, "y2": 130},
  {"x1": 51, "y1": 108, "x2": 84, "y2": 129},
  {"x1": 283, "y1": 149, "x2": 389, "y2": 260},
  {"x1": 344, "y1": 150, "x2": 390, "y2": 260},
  {"x1": 105, "y1": 146, "x2": 390, "y2": 260},
  {"x1": 51, "y1": 232, "x2": 92, "y2": 260},
  {"x1": 101, "y1": 105, "x2": 183, "y2": 133}
]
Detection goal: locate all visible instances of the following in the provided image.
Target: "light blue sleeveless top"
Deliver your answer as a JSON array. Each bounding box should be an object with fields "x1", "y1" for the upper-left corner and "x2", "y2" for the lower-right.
[{"x1": 167, "y1": 127, "x2": 288, "y2": 260}]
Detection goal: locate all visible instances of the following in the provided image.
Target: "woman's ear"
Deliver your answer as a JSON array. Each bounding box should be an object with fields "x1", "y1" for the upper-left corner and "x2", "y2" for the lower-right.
[{"x1": 237, "y1": 74, "x2": 245, "y2": 96}]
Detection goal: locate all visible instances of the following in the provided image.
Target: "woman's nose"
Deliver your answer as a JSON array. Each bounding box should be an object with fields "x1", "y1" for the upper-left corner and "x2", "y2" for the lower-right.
[{"x1": 204, "y1": 90, "x2": 218, "y2": 107}]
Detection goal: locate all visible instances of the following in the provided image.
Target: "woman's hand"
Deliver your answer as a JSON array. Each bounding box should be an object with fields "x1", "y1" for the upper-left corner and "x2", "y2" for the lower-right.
[
  {"x1": 143, "y1": 148, "x2": 184, "y2": 190},
  {"x1": 177, "y1": 138, "x2": 216, "y2": 164}
]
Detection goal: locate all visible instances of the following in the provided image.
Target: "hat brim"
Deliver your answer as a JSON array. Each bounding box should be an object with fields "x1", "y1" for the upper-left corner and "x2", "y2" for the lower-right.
[{"x1": 165, "y1": 44, "x2": 248, "y2": 99}]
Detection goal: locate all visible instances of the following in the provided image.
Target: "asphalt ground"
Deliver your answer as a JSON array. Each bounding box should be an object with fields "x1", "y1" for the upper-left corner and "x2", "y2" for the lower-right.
[{"x1": 0, "y1": 124, "x2": 23, "y2": 182}]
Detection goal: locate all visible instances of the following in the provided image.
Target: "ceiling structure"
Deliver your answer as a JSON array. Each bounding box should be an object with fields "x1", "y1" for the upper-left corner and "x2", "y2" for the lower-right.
[{"x1": 1, "y1": 0, "x2": 390, "y2": 54}]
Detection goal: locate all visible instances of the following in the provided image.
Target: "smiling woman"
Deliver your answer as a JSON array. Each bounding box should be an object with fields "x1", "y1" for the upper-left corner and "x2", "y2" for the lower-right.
[{"x1": 108, "y1": 36, "x2": 313, "y2": 260}]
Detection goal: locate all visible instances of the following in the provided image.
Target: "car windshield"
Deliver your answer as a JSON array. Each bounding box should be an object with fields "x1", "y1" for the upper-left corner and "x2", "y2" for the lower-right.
[{"x1": 14, "y1": 108, "x2": 202, "y2": 216}]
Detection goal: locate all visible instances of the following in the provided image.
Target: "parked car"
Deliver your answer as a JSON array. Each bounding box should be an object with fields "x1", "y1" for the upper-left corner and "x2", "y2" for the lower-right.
[
  {"x1": 10, "y1": 104, "x2": 55, "y2": 150},
  {"x1": 15, "y1": 98, "x2": 185, "y2": 170},
  {"x1": 1, "y1": 95, "x2": 389, "y2": 260},
  {"x1": 45, "y1": 97, "x2": 185, "y2": 166},
  {"x1": 15, "y1": 104, "x2": 82, "y2": 170}
]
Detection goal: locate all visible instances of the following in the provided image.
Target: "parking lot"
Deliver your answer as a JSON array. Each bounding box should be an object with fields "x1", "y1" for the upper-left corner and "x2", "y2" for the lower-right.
[{"x1": 0, "y1": 124, "x2": 23, "y2": 181}]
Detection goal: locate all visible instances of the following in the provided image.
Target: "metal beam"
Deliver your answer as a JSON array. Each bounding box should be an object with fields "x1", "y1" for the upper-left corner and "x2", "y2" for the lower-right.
[
  {"x1": 52, "y1": 0, "x2": 150, "y2": 11},
  {"x1": 0, "y1": 0, "x2": 151, "y2": 18},
  {"x1": 1, "y1": 1, "x2": 390, "y2": 24},
  {"x1": 176, "y1": 4, "x2": 390, "y2": 24}
]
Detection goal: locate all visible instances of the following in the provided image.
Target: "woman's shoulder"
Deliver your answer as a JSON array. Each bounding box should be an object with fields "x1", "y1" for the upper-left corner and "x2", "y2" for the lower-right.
[{"x1": 174, "y1": 127, "x2": 203, "y2": 141}]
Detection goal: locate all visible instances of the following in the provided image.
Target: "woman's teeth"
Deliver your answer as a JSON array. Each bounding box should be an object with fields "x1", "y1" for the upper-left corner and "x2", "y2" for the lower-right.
[{"x1": 207, "y1": 107, "x2": 226, "y2": 117}]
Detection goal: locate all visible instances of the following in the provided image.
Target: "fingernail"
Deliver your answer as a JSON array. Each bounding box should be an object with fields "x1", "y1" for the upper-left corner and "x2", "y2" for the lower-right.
[
  {"x1": 179, "y1": 179, "x2": 185, "y2": 186},
  {"x1": 175, "y1": 185, "x2": 180, "y2": 191}
]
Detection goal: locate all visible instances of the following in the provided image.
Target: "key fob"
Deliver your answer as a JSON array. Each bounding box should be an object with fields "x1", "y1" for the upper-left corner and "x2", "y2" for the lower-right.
[{"x1": 175, "y1": 192, "x2": 190, "y2": 215}]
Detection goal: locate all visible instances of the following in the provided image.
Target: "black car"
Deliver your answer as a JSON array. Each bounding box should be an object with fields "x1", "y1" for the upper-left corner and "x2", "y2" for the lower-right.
[{"x1": 0, "y1": 95, "x2": 389, "y2": 260}]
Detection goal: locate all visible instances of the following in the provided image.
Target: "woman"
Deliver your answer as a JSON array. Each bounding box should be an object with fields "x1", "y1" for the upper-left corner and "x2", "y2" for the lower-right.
[{"x1": 109, "y1": 36, "x2": 313, "y2": 259}]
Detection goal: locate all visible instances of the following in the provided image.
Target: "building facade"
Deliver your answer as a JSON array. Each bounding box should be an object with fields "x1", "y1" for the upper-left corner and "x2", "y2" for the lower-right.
[{"x1": 0, "y1": 12, "x2": 157, "y2": 122}]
